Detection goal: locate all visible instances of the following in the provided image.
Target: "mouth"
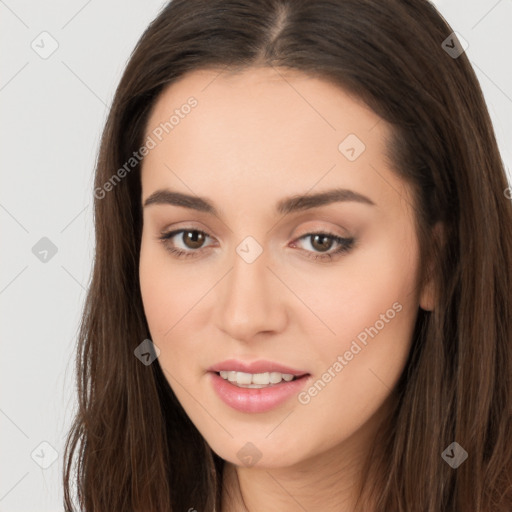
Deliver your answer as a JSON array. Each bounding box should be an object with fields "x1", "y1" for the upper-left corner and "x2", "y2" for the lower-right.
[
  {"x1": 208, "y1": 370, "x2": 311, "y2": 413},
  {"x1": 206, "y1": 359, "x2": 311, "y2": 412},
  {"x1": 212, "y1": 370, "x2": 309, "y2": 389}
]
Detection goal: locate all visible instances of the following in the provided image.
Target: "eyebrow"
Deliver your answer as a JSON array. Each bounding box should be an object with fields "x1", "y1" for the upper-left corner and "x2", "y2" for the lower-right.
[{"x1": 142, "y1": 187, "x2": 375, "y2": 216}]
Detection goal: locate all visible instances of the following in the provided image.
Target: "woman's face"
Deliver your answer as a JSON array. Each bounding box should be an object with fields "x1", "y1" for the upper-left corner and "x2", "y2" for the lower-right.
[{"x1": 139, "y1": 67, "x2": 430, "y2": 469}]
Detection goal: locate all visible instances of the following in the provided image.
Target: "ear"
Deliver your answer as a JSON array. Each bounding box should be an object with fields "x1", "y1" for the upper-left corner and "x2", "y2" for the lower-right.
[{"x1": 419, "y1": 222, "x2": 444, "y2": 312}]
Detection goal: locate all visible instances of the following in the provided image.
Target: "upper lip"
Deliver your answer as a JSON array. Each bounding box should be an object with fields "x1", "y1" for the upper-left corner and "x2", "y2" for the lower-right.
[{"x1": 207, "y1": 359, "x2": 309, "y2": 376}]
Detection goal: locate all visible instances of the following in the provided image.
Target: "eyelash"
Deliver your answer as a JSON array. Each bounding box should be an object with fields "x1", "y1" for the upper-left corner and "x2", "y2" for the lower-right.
[{"x1": 158, "y1": 228, "x2": 355, "y2": 262}]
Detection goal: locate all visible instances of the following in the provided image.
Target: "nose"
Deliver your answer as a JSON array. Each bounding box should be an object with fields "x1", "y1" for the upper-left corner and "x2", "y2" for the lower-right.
[{"x1": 215, "y1": 245, "x2": 288, "y2": 343}]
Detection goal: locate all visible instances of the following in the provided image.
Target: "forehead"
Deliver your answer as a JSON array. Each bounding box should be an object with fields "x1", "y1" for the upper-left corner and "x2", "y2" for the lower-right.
[
  {"x1": 144, "y1": 66, "x2": 383, "y2": 142},
  {"x1": 140, "y1": 66, "x2": 408, "y2": 218}
]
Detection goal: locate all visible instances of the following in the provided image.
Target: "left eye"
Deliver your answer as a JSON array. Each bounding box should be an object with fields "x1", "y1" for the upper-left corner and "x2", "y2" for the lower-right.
[
  {"x1": 158, "y1": 229, "x2": 354, "y2": 261},
  {"x1": 291, "y1": 232, "x2": 355, "y2": 261}
]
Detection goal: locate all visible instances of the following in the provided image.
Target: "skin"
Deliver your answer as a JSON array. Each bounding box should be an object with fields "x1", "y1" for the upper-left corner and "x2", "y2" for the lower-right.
[{"x1": 139, "y1": 66, "x2": 434, "y2": 512}]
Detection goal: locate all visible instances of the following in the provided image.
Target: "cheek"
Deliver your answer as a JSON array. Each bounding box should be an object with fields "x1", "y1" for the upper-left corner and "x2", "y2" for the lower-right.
[
  {"x1": 139, "y1": 239, "x2": 214, "y2": 378},
  {"x1": 289, "y1": 229, "x2": 420, "y2": 435},
  {"x1": 296, "y1": 228, "x2": 420, "y2": 418},
  {"x1": 139, "y1": 243, "x2": 171, "y2": 337},
  {"x1": 292, "y1": 228, "x2": 420, "y2": 355},
  {"x1": 139, "y1": 238, "x2": 198, "y2": 337}
]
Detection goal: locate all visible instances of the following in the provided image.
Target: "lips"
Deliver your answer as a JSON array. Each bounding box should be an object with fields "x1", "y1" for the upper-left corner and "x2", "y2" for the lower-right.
[
  {"x1": 209, "y1": 372, "x2": 311, "y2": 413},
  {"x1": 206, "y1": 359, "x2": 311, "y2": 413},
  {"x1": 207, "y1": 359, "x2": 309, "y2": 376}
]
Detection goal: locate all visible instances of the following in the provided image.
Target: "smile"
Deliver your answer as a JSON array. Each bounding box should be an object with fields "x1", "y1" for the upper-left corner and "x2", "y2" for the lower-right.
[
  {"x1": 218, "y1": 370, "x2": 297, "y2": 387},
  {"x1": 209, "y1": 371, "x2": 311, "y2": 413}
]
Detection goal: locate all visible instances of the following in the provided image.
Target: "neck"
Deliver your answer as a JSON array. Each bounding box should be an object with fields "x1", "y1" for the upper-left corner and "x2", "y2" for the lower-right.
[
  {"x1": 222, "y1": 455, "x2": 360, "y2": 512},
  {"x1": 220, "y1": 397, "x2": 392, "y2": 512}
]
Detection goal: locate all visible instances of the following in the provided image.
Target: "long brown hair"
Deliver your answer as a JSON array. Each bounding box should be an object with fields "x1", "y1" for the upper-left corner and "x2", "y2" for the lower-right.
[{"x1": 63, "y1": 1, "x2": 512, "y2": 510}]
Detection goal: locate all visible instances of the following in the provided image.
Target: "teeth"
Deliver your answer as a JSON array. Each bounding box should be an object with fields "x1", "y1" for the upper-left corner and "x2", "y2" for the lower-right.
[{"x1": 219, "y1": 370, "x2": 297, "y2": 387}]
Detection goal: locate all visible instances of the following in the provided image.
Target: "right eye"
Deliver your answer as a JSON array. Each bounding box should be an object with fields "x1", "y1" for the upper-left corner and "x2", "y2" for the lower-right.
[{"x1": 158, "y1": 228, "x2": 214, "y2": 259}]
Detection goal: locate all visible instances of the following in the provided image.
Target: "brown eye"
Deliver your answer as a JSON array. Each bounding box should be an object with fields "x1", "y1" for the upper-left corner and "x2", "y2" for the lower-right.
[
  {"x1": 292, "y1": 232, "x2": 355, "y2": 262},
  {"x1": 159, "y1": 228, "x2": 354, "y2": 262},
  {"x1": 181, "y1": 230, "x2": 206, "y2": 249},
  {"x1": 310, "y1": 234, "x2": 335, "y2": 252},
  {"x1": 159, "y1": 228, "x2": 213, "y2": 259}
]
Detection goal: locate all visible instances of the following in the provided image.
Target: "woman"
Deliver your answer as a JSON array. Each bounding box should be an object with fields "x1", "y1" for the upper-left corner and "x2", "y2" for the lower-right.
[{"x1": 63, "y1": 0, "x2": 512, "y2": 510}]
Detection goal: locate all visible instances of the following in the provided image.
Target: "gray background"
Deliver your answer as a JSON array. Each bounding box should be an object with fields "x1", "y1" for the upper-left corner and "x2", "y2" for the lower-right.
[{"x1": 1, "y1": 0, "x2": 511, "y2": 510}]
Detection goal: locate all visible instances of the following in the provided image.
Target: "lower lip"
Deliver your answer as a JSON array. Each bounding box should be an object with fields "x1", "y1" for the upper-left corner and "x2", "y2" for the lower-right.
[{"x1": 209, "y1": 372, "x2": 311, "y2": 413}]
